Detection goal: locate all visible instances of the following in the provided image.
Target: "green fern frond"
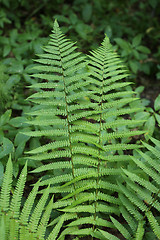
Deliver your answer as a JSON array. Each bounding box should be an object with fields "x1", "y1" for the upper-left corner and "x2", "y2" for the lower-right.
[
  {"x1": 122, "y1": 177, "x2": 160, "y2": 212},
  {"x1": 122, "y1": 168, "x2": 158, "y2": 193},
  {"x1": 27, "y1": 149, "x2": 71, "y2": 161},
  {"x1": 136, "y1": 149, "x2": 160, "y2": 173},
  {"x1": 118, "y1": 182, "x2": 148, "y2": 212},
  {"x1": 146, "y1": 211, "x2": 160, "y2": 239},
  {"x1": 38, "y1": 173, "x2": 73, "y2": 187},
  {"x1": 120, "y1": 206, "x2": 137, "y2": 233},
  {"x1": 27, "y1": 140, "x2": 70, "y2": 155},
  {"x1": 102, "y1": 107, "x2": 144, "y2": 119},
  {"x1": 67, "y1": 216, "x2": 113, "y2": 228},
  {"x1": 118, "y1": 137, "x2": 160, "y2": 239},
  {"x1": 142, "y1": 140, "x2": 160, "y2": 160},
  {"x1": 47, "y1": 215, "x2": 65, "y2": 240},
  {"x1": 119, "y1": 194, "x2": 143, "y2": 221},
  {"x1": 131, "y1": 155, "x2": 160, "y2": 185},
  {"x1": 28, "y1": 185, "x2": 50, "y2": 233},
  {"x1": 10, "y1": 161, "x2": 27, "y2": 219},
  {"x1": 48, "y1": 213, "x2": 76, "y2": 227},
  {"x1": 0, "y1": 155, "x2": 12, "y2": 212},
  {"x1": 0, "y1": 157, "x2": 54, "y2": 240},
  {"x1": 30, "y1": 161, "x2": 72, "y2": 173},
  {"x1": 19, "y1": 180, "x2": 40, "y2": 225},
  {"x1": 103, "y1": 119, "x2": 145, "y2": 129},
  {"x1": 57, "y1": 226, "x2": 83, "y2": 240},
  {"x1": 135, "y1": 220, "x2": 145, "y2": 240},
  {"x1": 110, "y1": 216, "x2": 132, "y2": 240},
  {"x1": 96, "y1": 229, "x2": 120, "y2": 240}
]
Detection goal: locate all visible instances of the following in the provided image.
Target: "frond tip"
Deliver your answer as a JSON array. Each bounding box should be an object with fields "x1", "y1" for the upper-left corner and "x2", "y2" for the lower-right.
[{"x1": 102, "y1": 35, "x2": 112, "y2": 48}]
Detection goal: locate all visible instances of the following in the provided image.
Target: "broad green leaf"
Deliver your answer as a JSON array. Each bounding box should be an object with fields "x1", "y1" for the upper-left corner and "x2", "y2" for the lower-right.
[
  {"x1": 0, "y1": 137, "x2": 14, "y2": 159},
  {"x1": 129, "y1": 60, "x2": 138, "y2": 74},
  {"x1": 132, "y1": 34, "x2": 142, "y2": 47},
  {"x1": 14, "y1": 132, "x2": 30, "y2": 146},
  {"x1": 144, "y1": 116, "x2": 155, "y2": 140},
  {"x1": 9, "y1": 117, "x2": 28, "y2": 128},
  {"x1": 134, "y1": 112, "x2": 149, "y2": 121},
  {"x1": 154, "y1": 94, "x2": 160, "y2": 111},
  {"x1": 3, "y1": 44, "x2": 11, "y2": 57},
  {"x1": 136, "y1": 45, "x2": 151, "y2": 54},
  {"x1": 114, "y1": 38, "x2": 131, "y2": 52},
  {"x1": 8, "y1": 62, "x2": 24, "y2": 74},
  {"x1": 135, "y1": 86, "x2": 145, "y2": 95},
  {"x1": 155, "y1": 113, "x2": 160, "y2": 125},
  {"x1": 6, "y1": 75, "x2": 21, "y2": 89},
  {"x1": 0, "y1": 110, "x2": 12, "y2": 126}
]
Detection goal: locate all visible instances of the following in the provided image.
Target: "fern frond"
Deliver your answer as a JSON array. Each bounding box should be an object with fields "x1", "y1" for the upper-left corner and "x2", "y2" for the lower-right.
[
  {"x1": 30, "y1": 161, "x2": 72, "y2": 173},
  {"x1": 48, "y1": 213, "x2": 76, "y2": 227},
  {"x1": 122, "y1": 168, "x2": 158, "y2": 193},
  {"x1": 36, "y1": 196, "x2": 54, "y2": 239},
  {"x1": 96, "y1": 229, "x2": 120, "y2": 240},
  {"x1": 110, "y1": 216, "x2": 132, "y2": 240},
  {"x1": 131, "y1": 155, "x2": 160, "y2": 185},
  {"x1": 0, "y1": 155, "x2": 12, "y2": 212},
  {"x1": 135, "y1": 220, "x2": 145, "y2": 240},
  {"x1": 27, "y1": 185, "x2": 50, "y2": 233},
  {"x1": 118, "y1": 138, "x2": 160, "y2": 239},
  {"x1": 146, "y1": 211, "x2": 160, "y2": 239},
  {"x1": 10, "y1": 161, "x2": 27, "y2": 218},
  {"x1": 67, "y1": 216, "x2": 113, "y2": 228},
  {"x1": 57, "y1": 226, "x2": 84, "y2": 240},
  {"x1": 142, "y1": 140, "x2": 160, "y2": 160},
  {"x1": 27, "y1": 149, "x2": 71, "y2": 161},
  {"x1": 19, "y1": 180, "x2": 40, "y2": 225},
  {"x1": 27, "y1": 140, "x2": 70, "y2": 155},
  {"x1": 119, "y1": 194, "x2": 143, "y2": 221},
  {"x1": 136, "y1": 149, "x2": 160, "y2": 173},
  {"x1": 120, "y1": 206, "x2": 137, "y2": 233},
  {"x1": 47, "y1": 215, "x2": 65, "y2": 240},
  {"x1": 118, "y1": 182, "x2": 148, "y2": 212},
  {"x1": 0, "y1": 157, "x2": 53, "y2": 240},
  {"x1": 103, "y1": 119, "x2": 145, "y2": 129}
]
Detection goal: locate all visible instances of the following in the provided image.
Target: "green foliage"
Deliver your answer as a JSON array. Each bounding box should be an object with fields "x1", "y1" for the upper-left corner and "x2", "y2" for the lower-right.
[
  {"x1": 16, "y1": 21, "x2": 158, "y2": 239},
  {"x1": 114, "y1": 35, "x2": 151, "y2": 75},
  {"x1": 0, "y1": 14, "x2": 160, "y2": 239},
  {"x1": 109, "y1": 137, "x2": 160, "y2": 239},
  {"x1": 0, "y1": 0, "x2": 159, "y2": 176},
  {"x1": 0, "y1": 156, "x2": 59, "y2": 240}
]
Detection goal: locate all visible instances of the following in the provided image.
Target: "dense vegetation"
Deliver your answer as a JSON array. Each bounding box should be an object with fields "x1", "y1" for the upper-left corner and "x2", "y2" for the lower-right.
[{"x1": 0, "y1": 1, "x2": 160, "y2": 239}]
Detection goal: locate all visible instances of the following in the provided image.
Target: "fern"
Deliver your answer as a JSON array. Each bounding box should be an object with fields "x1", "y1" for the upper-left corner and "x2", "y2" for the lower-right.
[
  {"x1": 19, "y1": 20, "x2": 149, "y2": 239},
  {"x1": 109, "y1": 138, "x2": 160, "y2": 239},
  {"x1": 0, "y1": 157, "x2": 56, "y2": 240},
  {"x1": 1, "y1": 20, "x2": 160, "y2": 240},
  {"x1": 3, "y1": 19, "x2": 156, "y2": 240},
  {"x1": 0, "y1": 155, "x2": 12, "y2": 212},
  {"x1": 58, "y1": 35, "x2": 145, "y2": 236},
  {"x1": 24, "y1": 20, "x2": 94, "y2": 199}
]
